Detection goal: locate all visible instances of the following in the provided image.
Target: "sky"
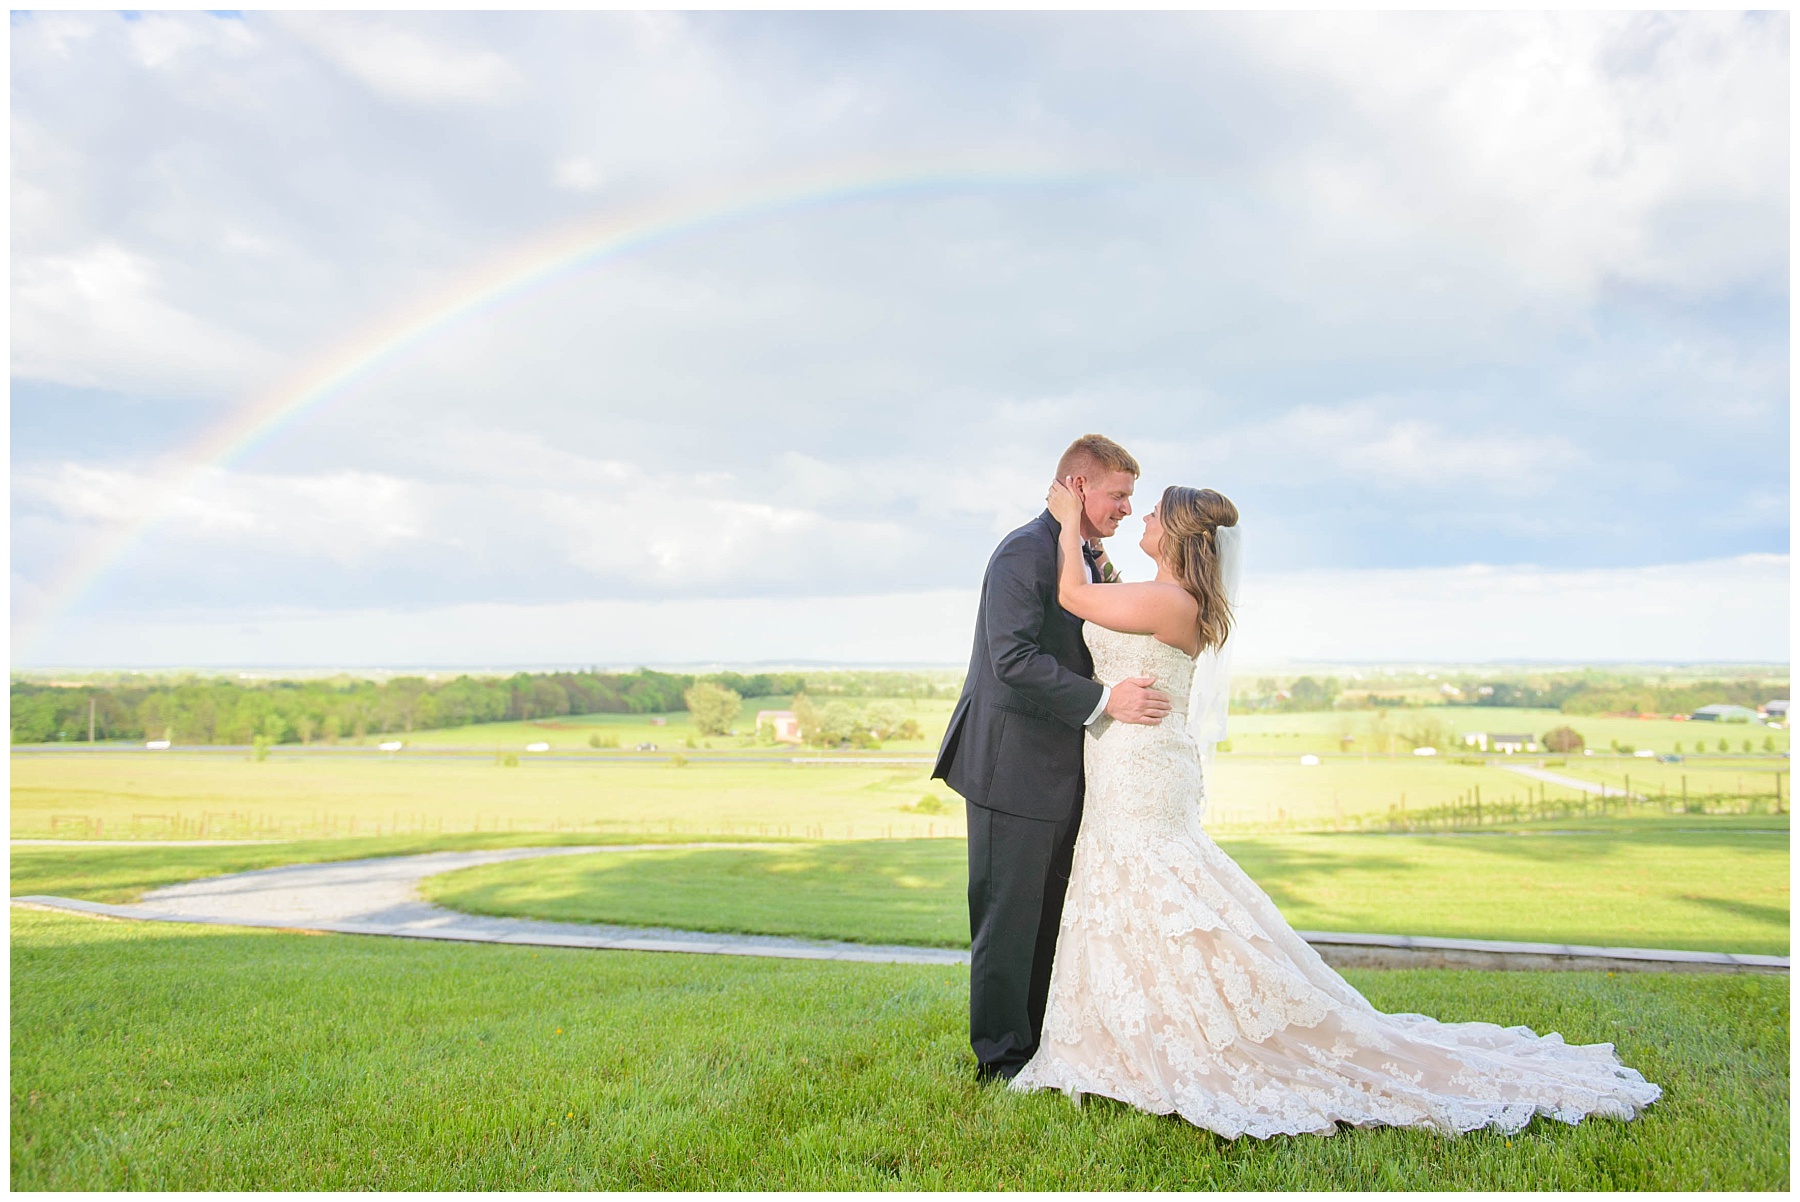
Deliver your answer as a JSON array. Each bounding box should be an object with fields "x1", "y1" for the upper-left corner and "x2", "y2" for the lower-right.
[{"x1": 10, "y1": 10, "x2": 1790, "y2": 668}]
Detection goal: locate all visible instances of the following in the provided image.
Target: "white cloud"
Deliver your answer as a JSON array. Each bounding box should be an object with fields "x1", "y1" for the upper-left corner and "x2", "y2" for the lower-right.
[
  {"x1": 10, "y1": 243, "x2": 275, "y2": 397},
  {"x1": 15, "y1": 463, "x2": 426, "y2": 565},
  {"x1": 1232, "y1": 11, "x2": 1787, "y2": 298},
  {"x1": 552, "y1": 157, "x2": 606, "y2": 193},
  {"x1": 24, "y1": 591, "x2": 982, "y2": 669},
  {"x1": 7, "y1": 12, "x2": 1786, "y2": 659},
  {"x1": 1233, "y1": 554, "x2": 1789, "y2": 664},
  {"x1": 274, "y1": 14, "x2": 520, "y2": 107},
  {"x1": 20, "y1": 556, "x2": 1786, "y2": 669},
  {"x1": 125, "y1": 12, "x2": 258, "y2": 71},
  {"x1": 1191, "y1": 400, "x2": 1587, "y2": 495}
]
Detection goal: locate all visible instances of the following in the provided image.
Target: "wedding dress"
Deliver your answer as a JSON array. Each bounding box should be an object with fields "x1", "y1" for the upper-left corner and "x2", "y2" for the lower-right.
[{"x1": 1009, "y1": 623, "x2": 1662, "y2": 1139}]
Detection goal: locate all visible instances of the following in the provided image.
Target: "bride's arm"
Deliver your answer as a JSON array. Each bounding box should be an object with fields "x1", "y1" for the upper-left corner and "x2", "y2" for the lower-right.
[{"x1": 1048, "y1": 478, "x2": 1196, "y2": 641}]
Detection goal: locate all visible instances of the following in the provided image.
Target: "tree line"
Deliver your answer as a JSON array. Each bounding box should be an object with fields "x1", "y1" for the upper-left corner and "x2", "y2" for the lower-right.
[{"x1": 10, "y1": 668, "x2": 818, "y2": 746}]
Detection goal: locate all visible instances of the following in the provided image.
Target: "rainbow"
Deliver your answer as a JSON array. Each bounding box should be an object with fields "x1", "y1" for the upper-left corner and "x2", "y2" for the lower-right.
[{"x1": 19, "y1": 160, "x2": 1119, "y2": 658}]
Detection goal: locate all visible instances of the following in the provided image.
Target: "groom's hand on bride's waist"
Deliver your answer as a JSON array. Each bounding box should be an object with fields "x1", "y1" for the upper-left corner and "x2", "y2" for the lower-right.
[{"x1": 1105, "y1": 676, "x2": 1171, "y2": 726}]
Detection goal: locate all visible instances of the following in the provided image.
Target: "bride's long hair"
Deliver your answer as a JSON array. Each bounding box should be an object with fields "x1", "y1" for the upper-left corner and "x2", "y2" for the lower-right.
[{"x1": 1157, "y1": 486, "x2": 1239, "y2": 653}]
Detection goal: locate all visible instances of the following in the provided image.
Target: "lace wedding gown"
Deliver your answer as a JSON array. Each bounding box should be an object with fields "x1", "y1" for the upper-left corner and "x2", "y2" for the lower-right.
[{"x1": 1009, "y1": 624, "x2": 1661, "y2": 1139}]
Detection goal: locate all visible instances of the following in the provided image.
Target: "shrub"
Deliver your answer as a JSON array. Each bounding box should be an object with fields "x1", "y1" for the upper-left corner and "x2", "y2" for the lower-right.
[
  {"x1": 1542, "y1": 726, "x2": 1584, "y2": 753},
  {"x1": 907, "y1": 794, "x2": 951, "y2": 816},
  {"x1": 587, "y1": 732, "x2": 619, "y2": 749}
]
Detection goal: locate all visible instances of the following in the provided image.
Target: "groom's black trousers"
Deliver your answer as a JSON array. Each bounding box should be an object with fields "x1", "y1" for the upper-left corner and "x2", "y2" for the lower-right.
[{"x1": 966, "y1": 798, "x2": 1082, "y2": 1074}]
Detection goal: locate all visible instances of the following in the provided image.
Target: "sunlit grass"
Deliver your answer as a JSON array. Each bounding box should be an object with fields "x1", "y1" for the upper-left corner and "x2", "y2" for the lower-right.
[
  {"x1": 421, "y1": 822, "x2": 1787, "y2": 955},
  {"x1": 11, "y1": 909, "x2": 1786, "y2": 1190}
]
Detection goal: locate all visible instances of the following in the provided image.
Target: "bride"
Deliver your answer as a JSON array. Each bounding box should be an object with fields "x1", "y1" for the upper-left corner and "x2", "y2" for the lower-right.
[{"x1": 1010, "y1": 477, "x2": 1661, "y2": 1139}]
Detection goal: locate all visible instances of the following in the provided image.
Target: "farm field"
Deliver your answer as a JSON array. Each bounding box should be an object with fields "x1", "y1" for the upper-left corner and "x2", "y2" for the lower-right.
[
  {"x1": 1544, "y1": 756, "x2": 1789, "y2": 801},
  {"x1": 11, "y1": 908, "x2": 1787, "y2": 1190},
  {"x1": 389, "y1": 695, "x2": 960, "y2": 754},
  {"x1": 9, "y1": 753, "x2": 966, "y2": 842},
  {"x1": 1225, "y1": 707, "x2": 1789, "y2": 758},
  {"x1": 15, "y1": 739, "x2": 1787, "y2": 843}
]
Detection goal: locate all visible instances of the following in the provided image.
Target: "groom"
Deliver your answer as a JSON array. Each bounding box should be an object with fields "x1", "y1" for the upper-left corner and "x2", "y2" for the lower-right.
[{"x1": 933, "y1": 433, "x2": 1172, "y2": 1082}]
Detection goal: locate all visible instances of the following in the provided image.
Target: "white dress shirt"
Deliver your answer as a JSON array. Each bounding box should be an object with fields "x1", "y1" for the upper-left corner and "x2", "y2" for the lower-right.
[{"x1": 1082, "y1": 553, "x2": 1110, "y2": 725}]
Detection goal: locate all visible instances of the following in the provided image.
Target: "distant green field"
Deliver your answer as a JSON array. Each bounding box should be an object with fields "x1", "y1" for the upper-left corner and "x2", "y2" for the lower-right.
[
  {"x1": 422, "y1": 823, "x2": 1790, "y2": 956},
  {"x1": 1225, "y1": 707, "x2": 1790, "y2": 758},
  {"x1": 15, "y1": 737, "x2": 1784, "y2": 844},
  {"x1": 1543, "y1": 756, "x2": 1789, "y2": 801},
  {"x1": 1203, "y1": 757, "x2": 1597, "y2": 829},
  {"x1": 392, "y1": 695, "x2": 959, "y2": 754},
  {"x1": 9, "y1": 754, "x2": 967, "y2": 842},
  {"x1": 289, "y1": 701, "x2": 1792, "y2": 761}
]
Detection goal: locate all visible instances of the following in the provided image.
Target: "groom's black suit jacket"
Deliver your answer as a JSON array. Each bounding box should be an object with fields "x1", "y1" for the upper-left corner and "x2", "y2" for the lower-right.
[{"x1": 934, "y1": 510, "x2": 1105, "y2": 822}]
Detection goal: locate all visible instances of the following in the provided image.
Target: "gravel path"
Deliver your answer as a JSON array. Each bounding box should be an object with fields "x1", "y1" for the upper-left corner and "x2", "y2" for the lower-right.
[
  {"x1": 15, "y1": 845, "x2": 968, "y2": 966},
  {"x1": 1497, "y1": 763, "x2": 1635, "y2": 797},
  {"x1": 12, "y1": 845, "x2": 1786, "y2": 974}
]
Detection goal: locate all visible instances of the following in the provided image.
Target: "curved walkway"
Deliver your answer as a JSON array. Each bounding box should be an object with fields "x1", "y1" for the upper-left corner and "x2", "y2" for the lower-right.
[
  {"x1": 1497, "y1": 763, "x2": 1636, "y2": 798},
  {"x1": 12, "y1": 846, "x2": 1787, "y2": 975}
]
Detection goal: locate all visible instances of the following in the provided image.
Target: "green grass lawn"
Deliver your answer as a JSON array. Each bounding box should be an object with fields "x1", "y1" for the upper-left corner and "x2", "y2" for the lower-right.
[
  {"x1": 11, "y1": 909, "x2": 1786, "y2": 1190},
  {"x1": 422, "y1": 822, "x2": 1789, "y2": 955},
  {"x1": 425, "y1": 839, "x2": 970, "y2": 947},
  {"x1": 13, "y1": 815, "x2": 1786, "y2": 955}
]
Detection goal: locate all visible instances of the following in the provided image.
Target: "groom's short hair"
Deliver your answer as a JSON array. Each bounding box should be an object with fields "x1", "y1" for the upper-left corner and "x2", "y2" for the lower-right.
[{"x1": 1056, "y1": 434, "x2": 1140, "y2": 482}]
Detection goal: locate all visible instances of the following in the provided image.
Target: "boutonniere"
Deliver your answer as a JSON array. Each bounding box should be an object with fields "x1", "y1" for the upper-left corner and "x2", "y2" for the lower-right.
[{"x1": 1087, "y1": 539, "x2": 1120, "y2": 583}]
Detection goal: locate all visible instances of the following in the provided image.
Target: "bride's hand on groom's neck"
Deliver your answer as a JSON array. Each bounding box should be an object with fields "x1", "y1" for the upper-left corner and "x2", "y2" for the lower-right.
[{"x1": 1047, "y1": 476, "x2": 1086, "y2": 529}]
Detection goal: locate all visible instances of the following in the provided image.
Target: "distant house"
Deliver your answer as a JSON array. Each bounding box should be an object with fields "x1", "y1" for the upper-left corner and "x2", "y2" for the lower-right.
[
  {"x1": 1691, "y1": 704, "x2": 1762, "y2": 724},
  {"x1": 756, "y1": 710, "x2": 803, "y2": 744},
  {"x1": 1463, "y1": 732, "x2": 1489, "y2": 751},
  {"x1": 1490, "y1": 734, "x2": 1535, "y2": 753},
  {"x1": 1763, "y1": 700, "x2": 1789, "y2": 720}
]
